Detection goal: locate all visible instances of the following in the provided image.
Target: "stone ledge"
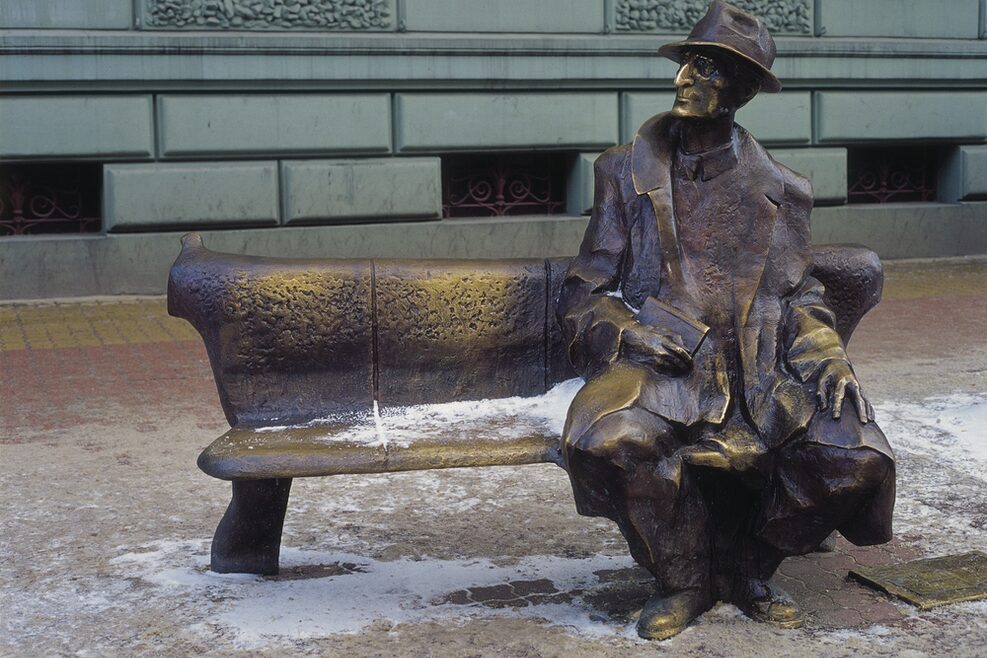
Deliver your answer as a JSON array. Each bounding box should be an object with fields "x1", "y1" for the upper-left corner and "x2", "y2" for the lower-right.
[{"x1": 2, "y1": 203, "x2": 985, "y2": 299}]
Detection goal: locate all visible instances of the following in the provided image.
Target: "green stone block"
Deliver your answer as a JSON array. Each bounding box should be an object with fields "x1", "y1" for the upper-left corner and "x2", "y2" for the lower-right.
[
  {"x1": 402, "y1": 0, "x2": 604, "y2": 33},
  {"x1": 104, "y1": 162, "x2": 279, "y2": 231},
  {"x1": 942, "y1": 145, "x2": 987, "y2": 201},
  {"x1": 770, "y1": 148, "x2": 847, "y2": 205},
  {"x1": 621, "y1": 92, "x2": 675, "y2": 143},
  {"x1": 816, "y1": 0, "x2": 981, "y2": 38},
  {"x1": 281, "y1": 158, "x2": 442, "y2": 224},
  {"x1": 737, "y1": 92, "x2": 812, "y2": 145},
  {"x1": 157, "y1": 94, "x2": 391, "y2": 157},
  {"x1": 816, "y1": 91, "x2": 987, "y2": 143},
  {"x1": 567, "y1": 152, "x2": 601, "y2": 215},
  {"x1": 958, "y1": 145, "x2": 987, "y2": 199},
  {"x1": 0, "y1": 95, "x2": 153, "y2": 159},
  {"x1": 621, "y1": 92, "x2": 811, "y2": 145},
  {"x1": 0, "y1": 0, "x2": 131, "y2": 28},
  {"x1": 395, "y1": 92, "x2": 618, "y2": 152},
  {"x1": 811, "y1": 203, "x2": 987, "y2": 259}
]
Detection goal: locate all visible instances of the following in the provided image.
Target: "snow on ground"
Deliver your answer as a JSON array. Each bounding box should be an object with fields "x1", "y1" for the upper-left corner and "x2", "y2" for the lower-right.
[
  {"x1": 875, "y1": 393, "x2": 987, "y2": 482},
  {"x1": 875, "y1": 394, "x2": 987, "y2": 555},
  {"x1": 111, "y1": 542, "x2": 639, "y2": 647},
  {"x1": 108, "y1": 392, "x2": 986, "y2": 646}
]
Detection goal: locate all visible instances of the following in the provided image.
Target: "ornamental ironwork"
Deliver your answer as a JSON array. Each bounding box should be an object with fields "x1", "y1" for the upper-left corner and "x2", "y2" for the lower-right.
[
  {"x1": 442, "y1": 154, "x2": 568, "y2": 219},
  {"x1": 847, "y1": 146, "x2": 939, "y2": 204},
  {"x1": 0, "y1": 165, "x2": 101, "y2": 236}
]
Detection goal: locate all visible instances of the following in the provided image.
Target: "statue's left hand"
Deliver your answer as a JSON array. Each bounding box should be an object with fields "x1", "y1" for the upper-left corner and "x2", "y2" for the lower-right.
[{"x1": 816, "y1": 359, "x2": 874, "y2": 423}]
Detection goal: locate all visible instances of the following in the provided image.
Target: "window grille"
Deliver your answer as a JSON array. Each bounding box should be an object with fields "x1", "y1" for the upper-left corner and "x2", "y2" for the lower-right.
[
  {"x1": 442, "y1": 153, "x2": 568, "y2": 218},
  {"x1": 847, "y1": 146, "x2": 939, "y2": 204},
  {"x1": 0, "y1": 164, "x2": 101, "y2": 236}
]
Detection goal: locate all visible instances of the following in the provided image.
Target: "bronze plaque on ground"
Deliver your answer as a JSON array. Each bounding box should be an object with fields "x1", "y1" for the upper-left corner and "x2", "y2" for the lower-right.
[{"x1": 849, "y1": 551, "x2": 987, "y2": 610}]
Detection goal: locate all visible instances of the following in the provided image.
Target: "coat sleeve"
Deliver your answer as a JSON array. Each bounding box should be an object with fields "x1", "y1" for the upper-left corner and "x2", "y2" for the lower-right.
[
  {"x1": 786, "y1": 276, "x2": 851, "y2": 381},
  {"x1": 555, "y1": 148, "x2": 638, "y2": 379},
  {"x1": 780, "y1": 174, "x2": 851, "y2": 382}
]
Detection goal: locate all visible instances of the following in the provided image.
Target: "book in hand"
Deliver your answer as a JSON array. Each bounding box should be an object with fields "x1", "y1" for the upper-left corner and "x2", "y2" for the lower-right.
[{"x1": 636, "y1": 297, "x2": 710, "y2": 356}]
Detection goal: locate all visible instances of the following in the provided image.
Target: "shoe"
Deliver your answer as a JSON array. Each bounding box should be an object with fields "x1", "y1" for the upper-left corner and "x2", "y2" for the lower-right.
[
  {"x1": 636, "y1": 588, "x2": 711, "y2": 640},
  {"x1": 733, "y1": 578, "x2": 804, "y2": 629}
]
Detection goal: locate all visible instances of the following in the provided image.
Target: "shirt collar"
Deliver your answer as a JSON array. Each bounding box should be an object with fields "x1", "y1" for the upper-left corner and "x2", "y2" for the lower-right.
[{"x1": 676, "y1": 136, "x2": 738, "y2": 182}]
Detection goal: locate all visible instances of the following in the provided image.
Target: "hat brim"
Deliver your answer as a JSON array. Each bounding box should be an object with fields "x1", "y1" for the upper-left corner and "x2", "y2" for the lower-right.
[{"x1": 659, "y1": 41, "x2": 782, "y2": 93}]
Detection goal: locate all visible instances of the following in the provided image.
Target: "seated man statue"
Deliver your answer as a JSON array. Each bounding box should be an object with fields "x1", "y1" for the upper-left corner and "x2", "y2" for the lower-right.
[{"x1": 557, "y1": 0, "x2": 896, "y2": 640}]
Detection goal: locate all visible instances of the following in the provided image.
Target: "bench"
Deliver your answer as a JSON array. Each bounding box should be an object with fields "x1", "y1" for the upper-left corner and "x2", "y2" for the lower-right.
[{"x1": 167, "y1": 232, "x2": 883, "y2": 575}]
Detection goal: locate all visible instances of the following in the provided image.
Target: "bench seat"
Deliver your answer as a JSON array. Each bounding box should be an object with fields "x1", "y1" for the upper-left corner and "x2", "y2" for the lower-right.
[
  {"x1": 198, "y1": 380, "x2": 583, "y2": 480},
  {"x1": 199, "y1": 423, "x2": 563, "y2": 480}
]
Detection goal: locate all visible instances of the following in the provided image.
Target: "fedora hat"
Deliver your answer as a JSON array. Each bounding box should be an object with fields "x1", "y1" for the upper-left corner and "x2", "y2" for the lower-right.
[{"x1": 658, "y1": 0, "x2": 782, "y2": 93}]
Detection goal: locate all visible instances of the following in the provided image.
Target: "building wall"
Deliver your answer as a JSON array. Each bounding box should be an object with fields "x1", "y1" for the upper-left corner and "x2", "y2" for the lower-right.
[{"x1": 1, "y1": 0, "x2": 986, "y2": 298}]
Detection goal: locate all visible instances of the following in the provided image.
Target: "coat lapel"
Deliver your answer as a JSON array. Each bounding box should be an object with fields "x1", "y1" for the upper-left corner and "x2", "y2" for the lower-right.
[
  {"x1": 733, "y1": 130, "x2": 785, "y2": 331},
  {"x1": 632, "y1": 114, "x2": 682, "y2": 290}
]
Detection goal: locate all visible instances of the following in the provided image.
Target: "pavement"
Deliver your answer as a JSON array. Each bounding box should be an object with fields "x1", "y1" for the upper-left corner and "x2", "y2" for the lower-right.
[{"x1": 1, "y1": 256, "x2": 986, "y2": 657}]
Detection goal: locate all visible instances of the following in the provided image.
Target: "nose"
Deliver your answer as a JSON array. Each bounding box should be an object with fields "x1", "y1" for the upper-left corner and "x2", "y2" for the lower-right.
[{"x1": 675, "y1": 61, "x2": 694, "y2": 88}]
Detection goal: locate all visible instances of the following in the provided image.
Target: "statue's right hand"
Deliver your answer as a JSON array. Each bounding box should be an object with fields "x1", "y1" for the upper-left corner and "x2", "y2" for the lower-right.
[{"x1": 620, "y1": 322, "x2": 692, "y2": 374}]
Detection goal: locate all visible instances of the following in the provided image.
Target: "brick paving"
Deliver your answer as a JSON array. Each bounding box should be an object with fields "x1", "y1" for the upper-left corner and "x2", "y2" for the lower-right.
[
  {"x1": 0, "y1": 299, "x2": 218, "y2": 441},
  {"x1": 1, "y1": 256, "x2": 985, "y2": 652}
]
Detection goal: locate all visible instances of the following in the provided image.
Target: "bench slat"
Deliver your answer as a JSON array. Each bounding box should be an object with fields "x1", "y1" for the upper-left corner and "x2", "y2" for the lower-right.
[{"x1": 198, "y1": 423, "x2": 562, "y2": 480}]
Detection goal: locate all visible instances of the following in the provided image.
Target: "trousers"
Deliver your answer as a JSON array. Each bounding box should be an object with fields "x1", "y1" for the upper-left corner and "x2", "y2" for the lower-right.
[{"x1": 561, "y1": 368, "x2": 895, "y2": 596}]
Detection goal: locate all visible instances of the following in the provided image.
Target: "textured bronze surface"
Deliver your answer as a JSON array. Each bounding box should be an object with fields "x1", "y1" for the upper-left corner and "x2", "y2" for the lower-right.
[
  {"x1": 850, "y1": 552, "x2": 987, "y2": 610},
  {"x1": 168, "y1": 233, "x2": 374, "y2": 427},
  {"x1": 170, "y1": 230, "x2": 883, "y2": 576},
  {"x1": 198, "y1": 422, "x2": 559, "y2": 480},
  {"x1": 547, "y1": 257, "x2": 579, "y2": 387},
  {"x1": 375, "y1": 259, "x2": 547, "y2": 407},
  {"x1": 556, "y1": 1, "x2": 895, "y2": 639}
]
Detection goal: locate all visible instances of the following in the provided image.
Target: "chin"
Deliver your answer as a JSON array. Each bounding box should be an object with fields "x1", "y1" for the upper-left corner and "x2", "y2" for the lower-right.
[
  {"x1": 671, "y1": 104, "x2": 697, "y2": 118},
  {"x1": 671, "y1": 107, "x2": 713, "y2": 120}
]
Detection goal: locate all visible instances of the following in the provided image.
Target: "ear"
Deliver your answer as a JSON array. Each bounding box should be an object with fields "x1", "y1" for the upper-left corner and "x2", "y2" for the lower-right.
[{"x1": 734, "y1": 78, "x2": 761, "y2": 109}]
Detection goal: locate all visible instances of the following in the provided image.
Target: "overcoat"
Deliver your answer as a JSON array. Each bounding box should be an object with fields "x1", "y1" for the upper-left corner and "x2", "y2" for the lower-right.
[{"x1": 558, "y1": 112, "x2": 894, "y2": 460}]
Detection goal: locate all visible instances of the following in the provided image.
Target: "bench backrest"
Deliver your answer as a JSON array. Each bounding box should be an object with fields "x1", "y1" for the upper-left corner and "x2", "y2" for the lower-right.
[{"x1": 168, "y1": 233, "x2": 882, "y2": 428}]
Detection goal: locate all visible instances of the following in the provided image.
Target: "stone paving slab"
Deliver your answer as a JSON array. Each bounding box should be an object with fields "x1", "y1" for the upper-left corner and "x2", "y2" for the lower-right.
[{"x1": 1, "y1": 256, "x2": 985, "y2": 656}]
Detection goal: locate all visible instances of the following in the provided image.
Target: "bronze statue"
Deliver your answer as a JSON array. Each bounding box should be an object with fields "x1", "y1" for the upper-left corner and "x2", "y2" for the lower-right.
[{"x1": 557, "y1": 1, "x2": 895, "y2": 640}]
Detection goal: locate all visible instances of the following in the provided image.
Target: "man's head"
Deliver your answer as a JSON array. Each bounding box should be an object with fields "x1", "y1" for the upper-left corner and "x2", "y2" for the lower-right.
[
  {"x1": 659, "y1": 1, "x2": 780, "y2": 119},
  {"x1": 670, "y1": 47, "x2": 762, "y2": 119}
]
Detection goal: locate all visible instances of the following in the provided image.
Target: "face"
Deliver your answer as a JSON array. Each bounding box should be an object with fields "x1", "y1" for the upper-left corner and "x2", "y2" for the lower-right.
[{"x1": 671, "y1": 50, "x2": 738, "y2": 120}]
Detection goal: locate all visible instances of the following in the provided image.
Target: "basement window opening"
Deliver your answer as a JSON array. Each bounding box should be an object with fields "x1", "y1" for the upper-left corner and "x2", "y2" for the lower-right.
[
  {"x1": 847, "y1": 145, "x2": 941, "y2": 204},
  {"x1": 0, "y1": 163, "x2": 101, "y2": 236},
  {"x1": 441, "y1": 152, "x2": 569, "y2": 219}
]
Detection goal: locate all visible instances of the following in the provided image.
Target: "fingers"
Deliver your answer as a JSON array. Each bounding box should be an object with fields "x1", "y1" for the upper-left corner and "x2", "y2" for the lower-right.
[
  {"x1": 832, "y1": 378, "x2": 847, "y2": 419},
  {"x1": 816, "y1": 371, "x2": 832, "y2": 410},
  {"x1": 663, "y1": 339, "x2": 692, "y2": 370},
  {"x1": 626, "y1": 325, "x2": 691, "y2": 373},
  {"x1": 848, "y1": 381, "x2": 868, "y2": 424},
  {"x1": 679, "y1": 447, "x2": 732, "y2": 471},
  {"x1": 847, "y1": 381, "x2": 870, "y2": 425},
  {"x1": 865, "y1": 398, "x2": 876, "y2": 422}
]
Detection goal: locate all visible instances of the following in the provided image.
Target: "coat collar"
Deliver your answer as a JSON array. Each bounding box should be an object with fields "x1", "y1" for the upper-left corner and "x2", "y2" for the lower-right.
[
  {"x1": 676, "y1": 138, "x2": 738, "y2": 181},
  {"x1": 631, "y1": 113, "x2": 677, "y2": 196},
  {"x1": 631, "y1": 112, "x2": 782, "y2": 200}
]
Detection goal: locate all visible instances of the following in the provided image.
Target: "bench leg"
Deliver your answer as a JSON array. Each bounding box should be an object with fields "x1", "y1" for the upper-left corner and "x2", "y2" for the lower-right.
[{"x1": 210, "y1": 478, "x2": 292, "y2": 575}]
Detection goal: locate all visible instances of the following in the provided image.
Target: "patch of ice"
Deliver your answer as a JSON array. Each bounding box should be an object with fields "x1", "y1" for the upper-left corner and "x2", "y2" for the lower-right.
[
  {"x1": 876, "y1": 393, "x2": 987, "y2": 482},
  {"x1": 113, "y1": 540, "x2": 636, "y2": 647},
  {"x1": 816, "y1": 623, "x2": 896, "y2": 648}
]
